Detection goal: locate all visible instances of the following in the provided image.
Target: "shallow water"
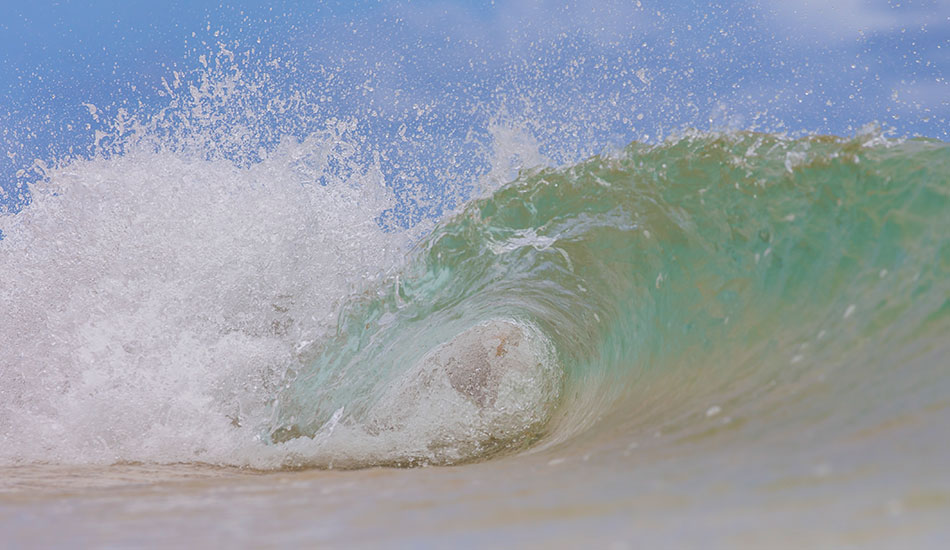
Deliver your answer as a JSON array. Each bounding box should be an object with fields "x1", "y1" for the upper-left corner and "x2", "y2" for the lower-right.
[{"x1": 4, "y1": 391, "x2": 949, "y2": 550}]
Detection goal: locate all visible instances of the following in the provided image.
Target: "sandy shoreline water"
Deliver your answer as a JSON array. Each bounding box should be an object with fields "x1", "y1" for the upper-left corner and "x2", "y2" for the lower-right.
[{"x1": 3, "y1": 432, "x2": 949, "y2": 549}]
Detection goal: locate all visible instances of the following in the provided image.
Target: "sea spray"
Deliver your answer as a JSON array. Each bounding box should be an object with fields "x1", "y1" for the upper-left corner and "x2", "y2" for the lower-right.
[{"x1": 0, "y1": 134, "x2": 408, "y2": 466}]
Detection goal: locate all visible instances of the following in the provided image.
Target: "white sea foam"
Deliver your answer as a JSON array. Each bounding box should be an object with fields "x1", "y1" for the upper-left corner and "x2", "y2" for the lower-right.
[
  {"x1": 359, "y1": 319, "x2": 560, "y2": 465},
  {"x1": 0, "y1": 65, "x2": 557, "y2": 468},
  {"x1": 0, "y1": 132, "x2": 408, "y2": 467},
  {"x1": 265, "y1": 319, "x2": 560, "y2": 468}
]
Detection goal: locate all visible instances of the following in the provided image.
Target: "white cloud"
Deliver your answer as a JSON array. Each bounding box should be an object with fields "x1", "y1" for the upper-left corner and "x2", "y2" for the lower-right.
[
  {"x1": 494, "y1": 0, "x2": 649, "y2": 46},
  {"x1": 764, "y1": 0, "x2": 945, "y2": 39},
  {"x1": 771, "y1": 0, "x2": 894, "y2": 35},
  {"x1": 384, "y1": 0, "x2": 650, "y2": 51}
]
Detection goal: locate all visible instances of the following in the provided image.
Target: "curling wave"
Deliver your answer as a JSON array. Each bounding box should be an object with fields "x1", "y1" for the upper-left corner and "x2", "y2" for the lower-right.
[{"x1": 2, "y1": 130, "x2": 948, "y2": 470}]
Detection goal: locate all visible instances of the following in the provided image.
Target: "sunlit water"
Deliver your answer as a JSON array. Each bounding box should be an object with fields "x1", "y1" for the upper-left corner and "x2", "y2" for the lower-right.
[
  {"x1": 2, "y1": 13, "x2": 950, "y2": 545},
  {"x1": 2, "y1": 126, "x2": 948, "y2": 547}
]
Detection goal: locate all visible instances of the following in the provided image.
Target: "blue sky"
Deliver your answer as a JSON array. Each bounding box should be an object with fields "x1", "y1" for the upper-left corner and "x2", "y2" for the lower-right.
[{"x1": 2, "y1": 1, "x2": 948, "y2": 215}]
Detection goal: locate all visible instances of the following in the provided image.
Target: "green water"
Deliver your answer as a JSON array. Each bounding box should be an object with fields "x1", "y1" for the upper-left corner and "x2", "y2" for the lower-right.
[{"x1": 269, "y1": 131, "x2": 950, "y2": 468}]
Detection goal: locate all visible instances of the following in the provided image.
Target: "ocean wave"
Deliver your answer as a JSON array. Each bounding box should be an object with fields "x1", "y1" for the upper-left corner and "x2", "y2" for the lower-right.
[{"x1": 7, "y1": 128, "x2": 942, "y2": 468}]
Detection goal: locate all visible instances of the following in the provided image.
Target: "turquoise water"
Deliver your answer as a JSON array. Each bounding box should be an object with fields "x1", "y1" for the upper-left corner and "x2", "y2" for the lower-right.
[{"x1": 262, "y1": 130, "x2": 950, "y2": 469}]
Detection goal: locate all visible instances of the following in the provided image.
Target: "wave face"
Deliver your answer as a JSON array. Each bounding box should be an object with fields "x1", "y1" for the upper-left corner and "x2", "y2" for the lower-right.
[
  {"x1": 2, "y1": 130, "x2": 949, "y2": 470},
  {"x1": 269, "y1": 131, "x2": 950, "y2": 467}
]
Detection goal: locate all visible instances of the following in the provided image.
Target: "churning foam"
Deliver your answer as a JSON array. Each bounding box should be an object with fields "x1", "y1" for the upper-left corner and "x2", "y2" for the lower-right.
[
  {"x1": 258, "y1": 319, "x2": 561, "y2": 469},
  {"x1": 0, "y1": 134, "x2": 411, "y2": 467},
  {"x1": 357, "y1": 319, "x2": 561, "y2": 466},
  {"x1": 0, "y1": 42, "x2": 566, "y2": 468},
  {"x1": 0, "y1": 111, "x2": 558, "y2": 469}
]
